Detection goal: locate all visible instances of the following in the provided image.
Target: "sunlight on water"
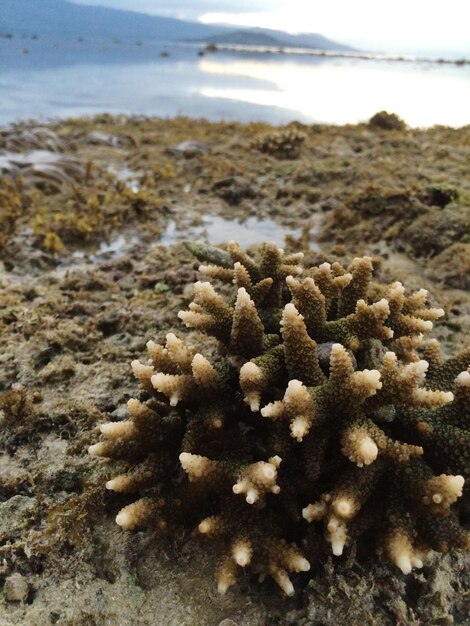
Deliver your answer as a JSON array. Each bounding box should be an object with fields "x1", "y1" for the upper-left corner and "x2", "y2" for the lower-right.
[
  {"x1": 1, "y1": 43, "x2": 469, "y2": 127},
  {"x1": 198, "y1": 57, "x2": 470, "y2": 127},
  {"x1": 161, "y1": 215, "x2": 308, "y2": 248}
]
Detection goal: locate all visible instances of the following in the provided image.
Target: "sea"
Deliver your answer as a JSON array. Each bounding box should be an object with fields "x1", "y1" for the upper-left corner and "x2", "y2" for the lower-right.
[{"x1": 1, "y1": 37, "x2": 470, "y2": 127}]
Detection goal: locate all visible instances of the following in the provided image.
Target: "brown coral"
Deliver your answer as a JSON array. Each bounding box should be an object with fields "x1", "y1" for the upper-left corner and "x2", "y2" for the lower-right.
[
  {"x1": 251, "y1": 128, "x2": 306, "y2": 159},
  {"x1": 90, "y1": 241, "x2": 469, "y2": 595}
]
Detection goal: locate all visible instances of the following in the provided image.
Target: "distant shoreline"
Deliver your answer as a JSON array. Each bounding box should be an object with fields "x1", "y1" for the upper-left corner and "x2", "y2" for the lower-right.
[
  {"x1": 191, "y1": 42, "x2": 470, "y2": 67},
  {"x1": 2, "y1": 39, "x2": 469, "y2": 128},
  {"x1": 1, "y1": 32, "x2": 468, "y2": 66}
]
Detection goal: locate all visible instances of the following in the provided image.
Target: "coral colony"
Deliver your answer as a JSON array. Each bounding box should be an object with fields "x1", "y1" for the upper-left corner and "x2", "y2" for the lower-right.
[
  {"x1": 251, "y1": 128, "x2": 306, "y2": 159},
  {"x1": 89, "y1": 241, "x2": 469, "y2": 596}
]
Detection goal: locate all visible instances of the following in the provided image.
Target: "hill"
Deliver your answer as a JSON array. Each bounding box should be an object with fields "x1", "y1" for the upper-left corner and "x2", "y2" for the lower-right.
[
  {"x1": 205, "y1": 27, "x2": 355, "y2": 52},
  {"x1": 0, "y1": 0, "x2": 227, "y2": 41},
  {"x1": 1, "y1": 0, "x2": 353, "y2": 51}
]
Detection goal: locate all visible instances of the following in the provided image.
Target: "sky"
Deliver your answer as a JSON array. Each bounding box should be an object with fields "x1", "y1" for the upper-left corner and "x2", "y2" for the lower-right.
[{"x1": 70, "y1": 0, "x2": 470, "y2": 56}]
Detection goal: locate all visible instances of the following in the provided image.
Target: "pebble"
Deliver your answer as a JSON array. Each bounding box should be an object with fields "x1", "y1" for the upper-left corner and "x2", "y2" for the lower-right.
[
  {"x1": 166, "y1": 140, "x2": 210, "y2": 158},
  {"x1": 4, "y1": 573, "x2": 29, "y2": 602}
]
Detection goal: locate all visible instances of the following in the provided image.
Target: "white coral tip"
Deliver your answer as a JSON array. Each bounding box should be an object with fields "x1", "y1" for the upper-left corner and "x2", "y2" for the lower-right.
[
  {"x1": 294, "y1": 557, "x2": 311, "y2": 572},
  {"x1": 456, "y1": 371, "x2": 470, "y2": 386},
  {"x1": 260, "y1": 402, "x2": 283, "y2": 419},
  {"x1": 217, "y1": 581, "x2": 230, "y2": 595},
  {"x1": 246, "y1": 488, "x2": 259, "y2": 504},
  {"x1": 273, "y1": 570, "x2": 295, "y2": 596},
  {"x1": 302, "y1": 502, "x2": 326, "y2": 522},
  {"x1": 233, "y1": 544, "x2": 252, "y2": 567},
  {"x1": 447, "y1": 475, "x2": 465, "y2": 495},
  {"x1": 105, "y1": 477, "x2": 130, "y2": 491},
  {"x1": 100, "y1": 422, "x2": 115, "y2": 435},
  {"x1": 411, "y1": 556, "x2": 424, "y2": 569},
  {"x1": 362, "y1": 369, "x2": 382, "y2": 390},
  {"x1": 198, "y1": 519, "x2": 213, "y2": 534},
  {"x1": 290, "y1": 416, "x2": 309, "y2": 442},
  {"x1": 88, "y1": 442, "x2": 106, "y2": 457},
  {"x1": 261, "y1": 464, "x2": 275, "y2": 480},
  {"x1": 374, "y1": 298, "x2": 390, "y2": 315},
  {"x1": 283, "y1": 302, "x2": 299, "y2": 317},
  {"x1": 396, "y1": 554, "x2": 412, "y2": 575},
  {"x1": 269, "y1": 455, "x2": 282, "y2": 468},
  {"x1": 333, "y1": 497, "x2": 354, "y2": 519},
  {"x1": 359, "y1": 436, "x2": 379, "y2": 465},
  {"x1": 330, "y1": 525, "x2": 347, "y2": 556},
  {"x1": 389, "y1": 281, "x2": 405, "y2": 296},
  {"x1": 115, "y1": 510, "x2": 133, "y2": 530}
]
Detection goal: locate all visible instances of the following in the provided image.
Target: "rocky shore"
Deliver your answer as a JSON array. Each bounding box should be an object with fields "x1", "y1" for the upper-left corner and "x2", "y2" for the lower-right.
[{"x1": 1, "y1": 114, "x2": 469, "y2": 625}]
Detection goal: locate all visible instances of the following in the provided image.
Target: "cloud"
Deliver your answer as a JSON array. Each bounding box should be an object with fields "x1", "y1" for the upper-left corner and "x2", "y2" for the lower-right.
[
  {"x1": 70, "y1": 0, "x2": 470, "y2": 55},
  {"x1": 70, "y1": 0, "x2": 272, "y2": 21}
]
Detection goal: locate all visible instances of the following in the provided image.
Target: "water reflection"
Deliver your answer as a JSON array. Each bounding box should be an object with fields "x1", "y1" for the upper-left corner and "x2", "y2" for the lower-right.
[
  {"x1": 198, "y1": 56, "x2": 470, "y2": 127},
  {"x1": 63, "y1": 214, "x2": 310, "y2": 267},
  {"x1": 1, "y1": 43, "x2": 469, "y2": 127},
  {"x1": 161, "y1": 214, "x2": 307, "y2": 248}
]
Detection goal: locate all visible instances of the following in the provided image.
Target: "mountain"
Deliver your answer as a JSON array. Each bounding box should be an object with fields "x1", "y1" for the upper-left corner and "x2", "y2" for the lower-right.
[
  {"x1": 202, "y1": 31, "x2": 285, "y2": 48},
  {"x1": 0, "y1": 0, "x2": 228, "y2": 41},
  {"x1": 1, "y1": 0, "x2": 353, "y2": 52},
  {"x1": 204, "y1": 28, "x2": 355, "y2": 52}
]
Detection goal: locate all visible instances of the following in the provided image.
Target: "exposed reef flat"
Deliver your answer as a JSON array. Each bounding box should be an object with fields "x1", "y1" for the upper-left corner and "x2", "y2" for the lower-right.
[{"x1": 1, "y1": 115, "x2": 469, "y2": 625}]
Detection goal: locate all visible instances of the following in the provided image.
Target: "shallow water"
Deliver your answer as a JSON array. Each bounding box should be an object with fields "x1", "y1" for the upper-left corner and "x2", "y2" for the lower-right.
[
  {"x1": 160, "y1": 214, "x2": 308, "y2": 248},
  {"x1": 63, "y1": 214, "x2": 311, "y2": 266},
  {"x1": 2, "y1": 41, "x2": 470, "y2": 127}
]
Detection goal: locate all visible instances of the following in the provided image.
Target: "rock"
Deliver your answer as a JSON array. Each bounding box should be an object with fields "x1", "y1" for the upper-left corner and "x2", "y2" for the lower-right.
[
  {"x1": 368, "y1": 111, "x2": 406, "y2": 130},
  {"x1": 87, "y1": 131, "x2": 135, "y2": 147},
  {"x1": 211, "y1": 177, "x2": 257, "y2": 205},
  {"x1": 426, "y1": 242, "x2": 470, "y2": 289},
  {"x1": 418, "y1": 184, "x2": 459, "y2": 208},
  {"x1": 403, "y1": 206, "x2": 470, "y2": 257},
  {"x1": 166, "y1": 140, "x2": 210, "y2": 158},
  {"x1": 110, "y1": 405, "x2": 128, "y2": 421},
  {"x1": 0, "y1": 496, "x2": 38, "y2": 541},
  {"x1": 4, "y1": 573, "x2": 29, "y2": 602}
]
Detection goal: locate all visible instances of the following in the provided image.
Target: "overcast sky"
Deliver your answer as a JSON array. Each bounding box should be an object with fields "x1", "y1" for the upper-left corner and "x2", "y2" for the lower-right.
[{"x1": 70, "y1": 0, "x2": 470, "y2": 55}]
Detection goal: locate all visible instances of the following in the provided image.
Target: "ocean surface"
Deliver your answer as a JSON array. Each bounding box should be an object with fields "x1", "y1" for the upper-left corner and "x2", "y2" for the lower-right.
[{"x1": 1, "y1": 38, "x2": 470, "y2": 127}]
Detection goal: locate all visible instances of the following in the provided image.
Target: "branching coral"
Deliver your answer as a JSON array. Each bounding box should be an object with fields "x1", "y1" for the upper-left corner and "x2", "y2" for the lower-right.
[
  {"x1": 90, "y1": 241, "x2": 469, "y2": 596},
  {"x1": 251, "y1": 128, "x2": 306, "y2": 159},
  {"x1": 368, "y1": 111, "x2": 406, "y2": 131}
]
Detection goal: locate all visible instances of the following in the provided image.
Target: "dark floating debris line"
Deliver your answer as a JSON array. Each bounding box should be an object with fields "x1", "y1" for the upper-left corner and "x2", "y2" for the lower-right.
[{"x1": 183, "y1": 42, "x2": 470, "y2": 67}]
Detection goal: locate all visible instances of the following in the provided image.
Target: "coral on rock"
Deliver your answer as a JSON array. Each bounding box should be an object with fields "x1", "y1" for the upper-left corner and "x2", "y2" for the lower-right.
[
  {"x1": 251, "y1": 128, "x2": 306, "y2": 159},
  {"x1": 368, "y1": 110, "x2": 406, "y2": 130},
  {"x1": 89, "y1": 240, "x2": 470, "y2": 596}
]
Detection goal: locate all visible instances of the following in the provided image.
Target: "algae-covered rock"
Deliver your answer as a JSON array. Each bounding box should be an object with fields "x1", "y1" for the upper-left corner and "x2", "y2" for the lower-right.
[
  {"x1": 0, "y1": 495, "x2": 39, "y2": 541},
  {"x1": 368, "y1": 111, "x2": 406, "y2": 130},
  {"x1": 427, "y1": 242, "x2": 470, "y2": 290},
  {"x1": 403, "y1": 205, "x2": 470, "y2": 257}
]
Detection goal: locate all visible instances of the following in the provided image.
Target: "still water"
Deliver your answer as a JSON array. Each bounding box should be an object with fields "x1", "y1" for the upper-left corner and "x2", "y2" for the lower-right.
[{"x1": 1, "y1": 42, "x2": 469, "y2": 127}]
